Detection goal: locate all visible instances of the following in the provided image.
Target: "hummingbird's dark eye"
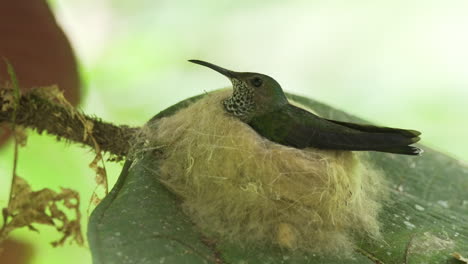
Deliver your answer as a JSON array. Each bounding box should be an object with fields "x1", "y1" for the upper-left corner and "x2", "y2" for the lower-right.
[{"x1": 251, "y1": 77, "x2": 263, "y2": 87}]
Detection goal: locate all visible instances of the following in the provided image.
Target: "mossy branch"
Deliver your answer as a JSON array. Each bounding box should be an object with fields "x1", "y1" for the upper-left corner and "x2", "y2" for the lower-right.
[{"x1": 0, "y1": 85, "x2": 138, "y2": 158}]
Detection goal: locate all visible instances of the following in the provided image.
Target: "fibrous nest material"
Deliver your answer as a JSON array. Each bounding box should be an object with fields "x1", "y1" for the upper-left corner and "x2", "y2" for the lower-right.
[{"x1": 136, "y1": 89, "x2": 386, "y2": 255}]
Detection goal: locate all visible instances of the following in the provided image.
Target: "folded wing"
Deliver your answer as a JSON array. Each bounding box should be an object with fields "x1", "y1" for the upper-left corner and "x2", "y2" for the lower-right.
[{"x1": 248, "y1": 105, "x2": 422, "y2": 155}]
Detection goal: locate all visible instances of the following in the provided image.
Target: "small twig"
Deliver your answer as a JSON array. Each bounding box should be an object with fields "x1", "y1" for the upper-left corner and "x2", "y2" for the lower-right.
[
  {"x1": 5, "y1": 60, "x2": 21, "y2": 219},
  {"x1": 200, "y1": 235, "x2": 226, "y2": 264},
  {"x1": 403, "y1": 234, "x2": 416, "y2": 264},
  {"x1": 355, "y1": 247, "x2": 385, "y2": 264}
]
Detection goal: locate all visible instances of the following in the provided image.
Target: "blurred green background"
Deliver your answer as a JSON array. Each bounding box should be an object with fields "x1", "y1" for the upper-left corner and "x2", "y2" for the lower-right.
[{"x1": 1, "y1": 0, "x2": 467, "y2": 263}]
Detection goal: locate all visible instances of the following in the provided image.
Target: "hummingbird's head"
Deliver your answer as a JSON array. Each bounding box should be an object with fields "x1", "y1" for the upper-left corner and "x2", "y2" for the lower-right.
[{"x1": 189, "y1": 60, "x2": 288, "y2": 121}]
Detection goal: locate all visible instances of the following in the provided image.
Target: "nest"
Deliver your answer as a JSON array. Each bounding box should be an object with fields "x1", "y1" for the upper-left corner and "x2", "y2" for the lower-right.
[{"x1": 136, "y1": 89, "x2": 385, "y2": 255}]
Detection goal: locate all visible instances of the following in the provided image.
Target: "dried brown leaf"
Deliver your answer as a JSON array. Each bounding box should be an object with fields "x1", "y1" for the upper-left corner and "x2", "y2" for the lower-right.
[
  {"x1": 0, "y1": 176, "x2": 83, "y2": 247},
  {"x1": 88, "y1": 153, "x2": 108, "y2": 205}
]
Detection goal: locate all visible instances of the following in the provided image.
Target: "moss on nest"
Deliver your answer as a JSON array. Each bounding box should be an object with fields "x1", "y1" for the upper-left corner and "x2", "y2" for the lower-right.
[{"x1": 137, "y1": 89, "x2": 386, "y2": 255}]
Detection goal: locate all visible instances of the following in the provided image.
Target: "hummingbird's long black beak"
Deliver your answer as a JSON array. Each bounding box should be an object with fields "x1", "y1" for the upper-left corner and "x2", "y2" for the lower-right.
[{"x1": 188, "y1": 60, "x2": 236, "y2": 78}]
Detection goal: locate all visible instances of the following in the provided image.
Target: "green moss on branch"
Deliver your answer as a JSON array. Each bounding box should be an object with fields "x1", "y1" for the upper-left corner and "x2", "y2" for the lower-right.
[{"x1": 0, "y1": 86, "x2": 138, "y2": 158}]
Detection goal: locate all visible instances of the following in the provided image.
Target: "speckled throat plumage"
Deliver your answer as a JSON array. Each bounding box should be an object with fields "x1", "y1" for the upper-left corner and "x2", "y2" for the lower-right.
[{"x1": 223, "y1": 79, "x2": 256, "y2": 121}]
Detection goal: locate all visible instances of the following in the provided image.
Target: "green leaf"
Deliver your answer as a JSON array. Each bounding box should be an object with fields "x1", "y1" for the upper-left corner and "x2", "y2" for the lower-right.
[{"x1": 88, "y1": 92, "x2": 468, "y2": 264}]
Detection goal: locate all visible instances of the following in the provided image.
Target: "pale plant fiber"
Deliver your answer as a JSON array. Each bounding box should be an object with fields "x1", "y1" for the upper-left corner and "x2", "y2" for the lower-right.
[{"x1": 137, "y1": 89, "x2": 385, "y2": 255}]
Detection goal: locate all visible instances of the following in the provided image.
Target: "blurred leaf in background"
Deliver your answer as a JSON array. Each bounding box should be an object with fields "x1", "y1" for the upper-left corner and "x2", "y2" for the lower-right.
[
  {"x1": 1, "y1": 0, "x2": 467, "y2": 263},
  {"x1": 0, "y1": 0, "x2": 82, "y2": 263}
]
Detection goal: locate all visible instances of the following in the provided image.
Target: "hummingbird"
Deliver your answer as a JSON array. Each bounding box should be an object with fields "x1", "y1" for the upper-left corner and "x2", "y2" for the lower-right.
[{"x1": 189, "y1": 60, "x2": 422, "y2": 155}]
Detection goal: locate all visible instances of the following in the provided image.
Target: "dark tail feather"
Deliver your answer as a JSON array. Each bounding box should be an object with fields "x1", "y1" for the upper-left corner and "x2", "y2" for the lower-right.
[
  {"x1": 375, "y1": 146, "x2": 423, "y2": 155},
  {"x1": 323, "y1": 119, "x2": 423, "y2": 155},
  {"x1": 324, "y1": 119, "x2": 421, "y2": 137}
]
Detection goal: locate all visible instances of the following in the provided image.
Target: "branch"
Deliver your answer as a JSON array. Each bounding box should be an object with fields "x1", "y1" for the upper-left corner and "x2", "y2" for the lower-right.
[{"x1": 0, "y1": 85, "x2": 138, "y2": 158}]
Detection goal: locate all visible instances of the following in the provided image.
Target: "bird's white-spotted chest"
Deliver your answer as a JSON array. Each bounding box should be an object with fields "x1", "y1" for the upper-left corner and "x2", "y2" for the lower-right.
[{"x1": 223, "y1": 79, "x2": 255, "y2": 120}]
